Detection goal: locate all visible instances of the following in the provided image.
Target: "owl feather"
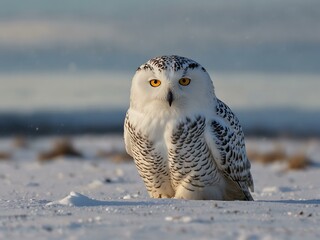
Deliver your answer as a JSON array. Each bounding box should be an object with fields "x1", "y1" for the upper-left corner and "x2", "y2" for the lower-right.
[{"x1": 124, "y1": 55, "x2": 254, "y2": 201}]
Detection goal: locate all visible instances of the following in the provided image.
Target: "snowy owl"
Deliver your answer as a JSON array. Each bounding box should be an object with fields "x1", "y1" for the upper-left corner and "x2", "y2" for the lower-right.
[{"x1": 124, "y1": 55, "x2": 254, "y2": 200}]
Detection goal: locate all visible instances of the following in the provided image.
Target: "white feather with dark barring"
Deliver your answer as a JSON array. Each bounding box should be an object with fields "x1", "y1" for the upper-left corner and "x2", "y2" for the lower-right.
[{"x1": 124, "y1": 55, "x2": 254, "y2": 200}]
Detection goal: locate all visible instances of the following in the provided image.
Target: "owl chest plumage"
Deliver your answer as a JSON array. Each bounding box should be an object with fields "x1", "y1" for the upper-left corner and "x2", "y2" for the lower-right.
[
  {"x1": 167, "y1": 116, "x2": 220, "y2": 190},
  {"x1": 125, "y1": 113, "x2": 220, "y2": 197}
]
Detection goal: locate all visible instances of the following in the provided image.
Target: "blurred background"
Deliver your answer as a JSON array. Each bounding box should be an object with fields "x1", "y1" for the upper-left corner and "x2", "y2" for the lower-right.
[
  {"x1": 0, "y1": 0, "x2": 320, "y2": 137},
  {"x1": 1, "y1": 4, "x2": 320, "y2": 238}
]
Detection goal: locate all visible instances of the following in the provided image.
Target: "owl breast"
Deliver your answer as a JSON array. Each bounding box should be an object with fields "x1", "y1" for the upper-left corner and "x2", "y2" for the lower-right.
[
  {"x1": 167, "y1": 116, "x2": 221, "y2": 193},
  {"x1": 125, "y1": 113, "x2": 175, "y2": 198},
  {"x1": 126, "y1": 112, "x2": 224, "y2": 199}
]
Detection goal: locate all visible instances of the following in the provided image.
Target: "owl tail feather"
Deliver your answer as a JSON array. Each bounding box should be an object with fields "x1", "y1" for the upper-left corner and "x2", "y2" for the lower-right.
[
  {"x1": 238, "y1": 181, "x2": 254, "y2": 201},
  {"x1": 223, "y1": 177, "x2": 254, "y2": 201}
]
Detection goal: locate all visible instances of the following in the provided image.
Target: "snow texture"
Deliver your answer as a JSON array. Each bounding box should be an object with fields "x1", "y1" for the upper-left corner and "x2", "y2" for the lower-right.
[{"x1": 0, "y1": 136, "x2": 320, "y2": 240}]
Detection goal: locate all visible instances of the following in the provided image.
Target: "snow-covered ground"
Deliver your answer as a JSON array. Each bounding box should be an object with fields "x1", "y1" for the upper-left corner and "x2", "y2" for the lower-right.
[{"x1": 0, "y1": 136, "x2": 320, "y2": 240}]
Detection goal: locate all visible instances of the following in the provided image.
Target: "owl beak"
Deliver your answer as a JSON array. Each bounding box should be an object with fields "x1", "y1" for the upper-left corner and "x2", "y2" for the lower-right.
[{"x1": 166, "y1": 90, "x2": 174, "y2": 107}]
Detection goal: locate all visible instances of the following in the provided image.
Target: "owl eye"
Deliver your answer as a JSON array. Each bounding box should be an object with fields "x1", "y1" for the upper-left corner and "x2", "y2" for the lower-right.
[
  {"x1": 149, "y1": 79, "x2": 161, "y2": 87},
  {"x1": 179, "y1": 78, "x2": 191, "y2": 86}
]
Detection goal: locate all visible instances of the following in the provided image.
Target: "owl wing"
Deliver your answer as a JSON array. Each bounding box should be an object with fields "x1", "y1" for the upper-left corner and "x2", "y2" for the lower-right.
[
  {"x1": 205, "y1": 98, "x2": 254, "y2": 199},
  {"x1": 124, "y1": 112, "x2": 133, "y2": 157}
]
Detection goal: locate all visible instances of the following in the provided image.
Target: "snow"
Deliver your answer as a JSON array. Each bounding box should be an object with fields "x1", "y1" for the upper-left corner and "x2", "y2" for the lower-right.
[
  {"x1": 0, "y1": 136, "x2": 320, "y2": 240},
  {"x1": 47, "y1": 192, "x2": 110, "y2": 207}
]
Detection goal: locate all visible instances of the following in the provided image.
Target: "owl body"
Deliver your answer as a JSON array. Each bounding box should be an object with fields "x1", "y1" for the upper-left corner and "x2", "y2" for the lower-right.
[{"x1": 124, "y1": 55, "x2": 254, "y2": 200}]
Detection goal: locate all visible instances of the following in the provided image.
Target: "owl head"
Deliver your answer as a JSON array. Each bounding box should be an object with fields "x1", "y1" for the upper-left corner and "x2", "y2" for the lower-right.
[{"x1": 129, "y1": 55, "x2": 216, "y2": 115}]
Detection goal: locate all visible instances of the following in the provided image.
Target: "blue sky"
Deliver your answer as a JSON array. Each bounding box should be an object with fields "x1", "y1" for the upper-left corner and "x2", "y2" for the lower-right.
[{"x1": 0, "y1": 0, "x2": 319, "y2": 72}]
